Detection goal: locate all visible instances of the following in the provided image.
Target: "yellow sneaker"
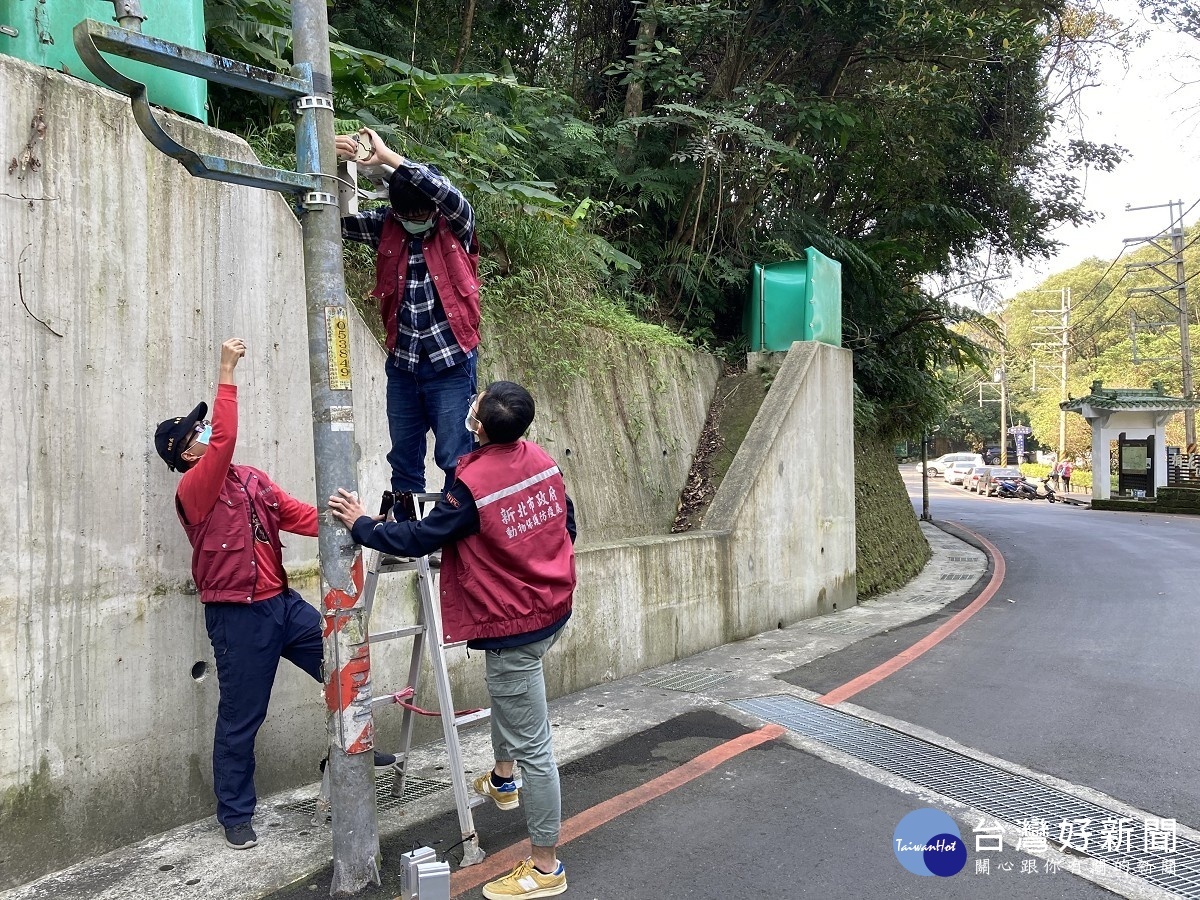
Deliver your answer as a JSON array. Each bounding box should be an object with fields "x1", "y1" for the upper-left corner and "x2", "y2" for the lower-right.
[
  {"x1": 482, "y1": 859, "x2": 567, "y2": 899},
  {"x1": 473, "y1": 771, "x2": 520, "y2": 810}
]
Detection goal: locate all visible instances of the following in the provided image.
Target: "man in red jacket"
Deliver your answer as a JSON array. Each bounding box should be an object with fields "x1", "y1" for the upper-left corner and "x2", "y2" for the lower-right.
[
  {"x1": 154, "y1": 338, "x2": 394, "y2": 851},
  {"x1": 328, "y1": 381, "x2": 575, "y2": 900},
  {"x1": 335, "y1": 127, "x2": 480, "y2": 496}
]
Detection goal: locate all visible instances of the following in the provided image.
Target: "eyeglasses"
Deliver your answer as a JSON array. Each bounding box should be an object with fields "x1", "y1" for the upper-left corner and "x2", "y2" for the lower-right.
[{"x1": 248, "y1": 503, "x2": 270, "y2": 544}]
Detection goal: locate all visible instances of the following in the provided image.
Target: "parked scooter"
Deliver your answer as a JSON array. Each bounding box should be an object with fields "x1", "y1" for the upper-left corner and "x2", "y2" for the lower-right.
[
  {"x1": 994, "y1": 479, "x2": 1024, "y2": 499},
  {"x1": 1037, "y1": 476, "x2": 1058, "y2": 502},
  {"x1": 1015, "y1": 479, "x2": 1042, "y2": 500}
]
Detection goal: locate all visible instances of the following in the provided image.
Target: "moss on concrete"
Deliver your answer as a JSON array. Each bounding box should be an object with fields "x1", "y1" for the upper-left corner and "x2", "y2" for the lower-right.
[
  {"x1": 0, "y1": 758, "x2": 67, "y2": 888},
  {"x1": 711, "y1": 372, "x2": 769, "y2": 486},
  {"x1": 855, "y1": 429, "x2": 930, "y2": 598}
]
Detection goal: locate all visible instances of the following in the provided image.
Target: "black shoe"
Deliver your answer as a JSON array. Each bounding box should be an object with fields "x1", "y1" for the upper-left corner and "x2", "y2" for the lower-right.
[{"x1": 224, "y1": 822, "x2": 258, "y2": 850}]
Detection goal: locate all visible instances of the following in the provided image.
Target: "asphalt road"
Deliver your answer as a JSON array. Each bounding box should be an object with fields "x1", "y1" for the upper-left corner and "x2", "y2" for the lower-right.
[
  {"x1": 269, "y1": 468, "x2": 1200, "y2": 900},
  {"x1": 273, "y1": 711, "x2": 1113, "y2": 900},
  {"x1": 871, "y1": 471, "x2": 1200, "y2": 829}
]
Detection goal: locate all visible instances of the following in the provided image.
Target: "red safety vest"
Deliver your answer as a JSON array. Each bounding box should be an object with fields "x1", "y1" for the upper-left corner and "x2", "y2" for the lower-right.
[
  {"x1": 439, "y1": 441, "x2": 575, "y2": 643},
  {"x1": 178, "y1": 465, "x2": 286, "y2": 604},
  {"x1": 370, "y1": 215, "x2": 481, "y2": 355}
]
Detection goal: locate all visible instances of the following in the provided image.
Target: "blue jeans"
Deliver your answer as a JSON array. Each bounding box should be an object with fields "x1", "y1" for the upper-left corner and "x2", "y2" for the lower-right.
[
  {"x1": 204, "y1": 590, "x2": 323, "y2": 826},
  {"x1": 385, "y1": 350, "x2": 477, "y2": 493}
]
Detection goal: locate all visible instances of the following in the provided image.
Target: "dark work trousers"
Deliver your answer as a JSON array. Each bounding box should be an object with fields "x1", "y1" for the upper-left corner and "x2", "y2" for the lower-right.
[{"x1": 204, "y1": 589, "x2": 323, "y2": 826}]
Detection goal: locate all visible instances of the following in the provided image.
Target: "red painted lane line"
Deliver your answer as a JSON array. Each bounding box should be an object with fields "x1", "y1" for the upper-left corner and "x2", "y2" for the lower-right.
[
  {"x1": 448, "y1": 723, "x2": 787, "y2": 897},
  {"x1": 817, "y1": 523, "x2": 1005, "y2": 707}
]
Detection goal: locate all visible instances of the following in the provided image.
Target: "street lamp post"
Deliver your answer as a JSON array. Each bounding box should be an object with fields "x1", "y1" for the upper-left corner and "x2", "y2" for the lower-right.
[{"x1": 921, "y1": 431, "x2": 931, "y2": 521}]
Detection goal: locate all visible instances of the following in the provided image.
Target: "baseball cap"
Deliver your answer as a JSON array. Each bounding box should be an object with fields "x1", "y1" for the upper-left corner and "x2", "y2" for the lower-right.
[{"x1": 154, "y1": 402, "x2": 208, "y2": 471}]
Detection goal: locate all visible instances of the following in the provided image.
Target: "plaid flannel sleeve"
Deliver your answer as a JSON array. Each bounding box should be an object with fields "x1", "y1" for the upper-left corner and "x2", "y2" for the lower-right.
[
  {"x1": 392, "y1": 159, "x2": 476, "y2": 249},
  {"x1": 341, "y1": 206, "x2": 388, "y2": 250}
]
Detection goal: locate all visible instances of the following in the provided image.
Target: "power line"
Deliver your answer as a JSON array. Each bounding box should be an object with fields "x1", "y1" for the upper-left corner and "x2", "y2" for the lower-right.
[
  {"x1": 1066, "y1": 269, "x2": 1133, "y2": 352},
  {"x1": 1056, "y1": 198, "x2": 1200, "y2": 337},
  {"x1": 1065, "y1": 221, "x2": 1200, "y2": 351}
]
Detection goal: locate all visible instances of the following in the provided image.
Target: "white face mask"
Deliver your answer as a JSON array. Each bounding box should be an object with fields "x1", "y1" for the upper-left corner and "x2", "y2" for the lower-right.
[
  {"x1": 465, "y1": 397, "x2": 481, "y2": 439},
  {"x1": 400, "y1": 215, "x2": 436, "y2": 236}
]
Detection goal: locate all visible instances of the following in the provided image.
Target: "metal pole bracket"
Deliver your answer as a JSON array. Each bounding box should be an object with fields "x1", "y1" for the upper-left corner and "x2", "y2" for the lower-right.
[
  {"x1": 71, "y1": 19, "x2": 321, "y2": 195},
  {"x1": 295, "y1": 95, "x2": 335, "y2": 111},
  {"x1": 303, "y1": 191, "x2": 338, "y2": 209}
]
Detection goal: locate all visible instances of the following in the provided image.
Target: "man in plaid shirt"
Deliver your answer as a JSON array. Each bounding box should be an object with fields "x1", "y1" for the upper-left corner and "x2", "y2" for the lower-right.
[{"x1": 336, "y1": 127, "x2": 482, "y2": 494}]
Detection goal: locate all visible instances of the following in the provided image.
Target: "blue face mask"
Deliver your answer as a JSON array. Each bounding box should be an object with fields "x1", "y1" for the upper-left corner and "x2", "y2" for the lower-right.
[
  {"x1": 196, "y1": 423, "x2": 212, "y2": 446},
  {"x1": 400, "y1": 215, "x2": 436, "y2": 236}
]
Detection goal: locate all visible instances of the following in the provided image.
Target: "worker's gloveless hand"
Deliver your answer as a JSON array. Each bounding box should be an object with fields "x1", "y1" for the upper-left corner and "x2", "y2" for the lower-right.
[
  {"x1": 220, "y1": 338, "x2": 246, "y2": 371},
  {"x1": 328, "y1": 488, "x2": 377, "y2": 529},
  {"x1": 334, "y1": 127, "x2": 400, "y2": 169}
]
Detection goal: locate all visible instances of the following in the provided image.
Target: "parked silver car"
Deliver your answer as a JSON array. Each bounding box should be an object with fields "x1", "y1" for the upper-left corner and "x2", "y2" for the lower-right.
[
  {"x1": 945, "y1": 461, "x2": 976, "y2": 485},
  {"x1": 919, "y1": 452, "x2": 985, "y2": 477},
  {"x1": 965, "y1": 466, "x2": 993, "y2": 493},
  {"x1": 981, "y1": 466, "x2": 1025, "y2": 497}
]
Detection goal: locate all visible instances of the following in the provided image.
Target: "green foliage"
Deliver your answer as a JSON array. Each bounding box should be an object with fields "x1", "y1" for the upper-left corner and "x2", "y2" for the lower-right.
[
  {"x1": 994, "y1": 222, "x2": 1200, "y2": 458},
  {"x1": 475, "y1": 196, "x2": 688, "y2": 386},
  {"x1": 206, "y1": 0, "x2": 1133, "y2": 429}
]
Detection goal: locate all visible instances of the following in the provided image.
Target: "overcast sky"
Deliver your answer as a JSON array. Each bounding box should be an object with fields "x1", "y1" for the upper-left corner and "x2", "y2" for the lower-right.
[{"x1": 999, "y1": 0, "x2": 1200, "y2": 299}]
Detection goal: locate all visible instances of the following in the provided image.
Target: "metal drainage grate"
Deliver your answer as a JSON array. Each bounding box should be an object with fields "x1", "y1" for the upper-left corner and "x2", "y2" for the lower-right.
[
  {"x1": 283, "y1": 774, "x2": 451, "y2": 817},
  {"x1": 903, "y1": 594, "x2": 955, "y2": 603},
  {"x1": 808, "y1": 620, "x2": 873, "y2": 635},
  {"x1": 731, "y1": 695, "x2": 1200, "y2": 896},
  {"x1": 643, "y1": 671, "x2": 733, "y2": 693},
  {"x1": 948, "y1": 555, "x2": 981, "y2": 562},
  {"x1": 940, "y1": 573, "x2": 978, "y2": 581}
]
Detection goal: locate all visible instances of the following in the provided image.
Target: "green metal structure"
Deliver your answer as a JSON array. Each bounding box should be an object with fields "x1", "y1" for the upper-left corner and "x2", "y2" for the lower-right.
[
  {"x1": 0, "y1": 0, "x2": 206, "y2": 120},
  {"x1": 746, "y1": 247, "x2": 843, "y2": 351}
]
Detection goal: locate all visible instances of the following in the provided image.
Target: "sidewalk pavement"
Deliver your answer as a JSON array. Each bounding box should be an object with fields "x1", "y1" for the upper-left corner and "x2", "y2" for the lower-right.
[
  {"x1": 1057, "y1": 489, "x2": 1091, "y2": 508},
  {"x1": 5, "y1": 523, "x2": 988, "y2": 900}
]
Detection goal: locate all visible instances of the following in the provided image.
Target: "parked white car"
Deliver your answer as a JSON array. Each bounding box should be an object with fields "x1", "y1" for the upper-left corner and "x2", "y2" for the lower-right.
[
  {"x1": 918, "y1": 452, "x2": 986, "y2": 477},
  {"x1": 944, "y1": 461, "x2": 976, "y2": 485}
]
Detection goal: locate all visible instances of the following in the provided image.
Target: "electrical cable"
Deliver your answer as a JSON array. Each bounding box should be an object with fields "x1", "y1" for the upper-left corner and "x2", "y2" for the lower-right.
[
  {"x1": 436, "y1": 832, "x2": 479, "y2": 866},
  {"x1": 300, "y1": 170, "x2": 387, "y2": 201},
  {"x1": 1058, "y1": 248, "x2": 1129, "y2": 336},
  {"x1": 1070, "y1": 226, "x2": 1200, "y2": 353},
  {"x1": 1066, "y1": 269, "x2": 1133, "y2": 353},
  {"x1": 391, "y1": 686, "x2": 482, "y2": 718},
  {"x1": 1063, "y1": 198, "x2": 1200, "y2": 341}
]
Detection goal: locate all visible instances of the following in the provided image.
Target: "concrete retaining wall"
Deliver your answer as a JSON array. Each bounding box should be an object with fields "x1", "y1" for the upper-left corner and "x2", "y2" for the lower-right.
[{"x1": 0, "y1": 56, "x2": 853, "y2": 886}]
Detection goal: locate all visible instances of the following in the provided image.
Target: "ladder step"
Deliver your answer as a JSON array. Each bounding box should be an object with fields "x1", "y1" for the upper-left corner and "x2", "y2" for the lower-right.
[
  {"x1": 454, "y1": 708, "x2": 491, "y2": 728},
  {"x1": 370, "y1": 625, "x2": 426, "y2": 643},
  {"x1": 376, "y1": 554, "x2": 441, "y2": 574}
]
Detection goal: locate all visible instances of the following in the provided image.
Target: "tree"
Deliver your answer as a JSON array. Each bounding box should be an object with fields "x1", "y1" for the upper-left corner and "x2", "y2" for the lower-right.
[{"x1": 203, "y1": 0, "x2": 1135, "y2": 439}]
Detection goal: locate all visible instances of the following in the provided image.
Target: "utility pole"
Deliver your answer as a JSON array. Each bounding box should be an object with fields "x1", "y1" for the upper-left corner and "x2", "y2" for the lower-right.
[
  {"x1": 72, "y1": 1, "x2": 381, "y2": 892},
  {"x1": 292, "y1": 3, "x2": 382, "y2": 892},
  {"x1": 998, "y1": 344, "x2": 1009, "y2": 467},
  {"x1": 1175, "y1": 200, "x2": 1195, "y2": 447},
  {"x1": 1031, "y1": 287, "x2": 1071, "y2": 460},
  {"x1": 921, "y1": 431, "x2": 930, "y2": 521},
  {"x1": 1125, "y1": 199, "x2": 1195, "y2": 446}
]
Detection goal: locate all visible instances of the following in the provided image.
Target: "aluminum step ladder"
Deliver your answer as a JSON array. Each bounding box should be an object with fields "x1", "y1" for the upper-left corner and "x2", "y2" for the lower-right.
[{"x1": 313, "y1": 491, "x2": 489, "y2": 866}]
